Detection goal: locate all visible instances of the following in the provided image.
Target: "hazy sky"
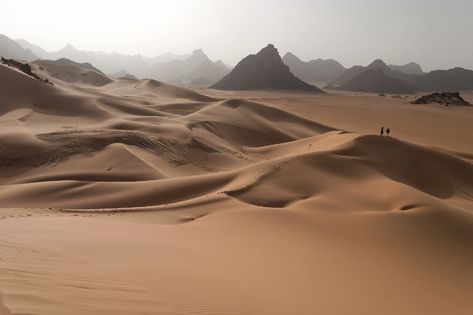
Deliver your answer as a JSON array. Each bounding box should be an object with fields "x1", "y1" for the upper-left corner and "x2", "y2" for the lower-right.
[{"x1": 1, "y1": 0, "x2": 472, "y2": 70}]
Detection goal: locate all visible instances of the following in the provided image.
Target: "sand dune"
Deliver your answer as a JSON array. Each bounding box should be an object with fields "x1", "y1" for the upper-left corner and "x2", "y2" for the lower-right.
[
  {"x1": 32, "y1": 59, "x2": 113, "y2": 87},
  {"x1": 2, "y1": 131, "x2": 471, "y2": 211},
  {"x1": 1, "y1": 60, "x2": 473, "y2": 315},
  {"x1": 136, "y1": 79, "x2": 217, "y2": 102},
  {"x1": 186, "y1": 98, "x2": 333, "y2": 147}
]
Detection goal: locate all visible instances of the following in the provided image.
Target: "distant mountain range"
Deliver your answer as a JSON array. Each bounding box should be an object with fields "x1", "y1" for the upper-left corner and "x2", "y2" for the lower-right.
[
  {"x1": 282, "y1": 52, "x2": 346, "y2": 83},
  {"x1": 331, "y1": 59, "x2": 473, "y2": 94},
  {"x1": 2, "y1": 33, "x2": 473, "y2": 93},
  {"x1": 212, "y1": 44, "x2": 321, "y2": 92},
  {"x1": 12, "y1": 35, "x2": 230, "y2": 86},
  {"x1": 15, "y1": 38, "x2": 190, "y2": 78}
]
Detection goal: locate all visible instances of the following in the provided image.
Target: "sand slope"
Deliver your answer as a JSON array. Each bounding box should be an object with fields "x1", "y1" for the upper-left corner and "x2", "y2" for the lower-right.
[{"x1": 0, "y1": 61, "x2": 473, "y2": 315}]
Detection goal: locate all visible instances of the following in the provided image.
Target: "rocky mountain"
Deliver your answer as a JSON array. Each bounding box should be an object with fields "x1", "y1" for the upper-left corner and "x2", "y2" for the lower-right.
[
  {"x1": 389, "y1": 62, "x2": 424, "y2": 75},
  {"x1": 146, "y1": 49, "x2": 229, "y2": 84},
  {"x1": 332, "y1": 59, "x2": 400, "y2": 86},
  {"x1": 337, "y1": 68, "x2": 414, "y2": 94},
  {"x1": 282, "y1": 52, "x2": 346, "y2": 83},
  {"x1": 212, "y1": 44, "x2": 322, "y2": 92},
  {"x1": 0, "y1": 34, "x2": 37, "y2": 61}
]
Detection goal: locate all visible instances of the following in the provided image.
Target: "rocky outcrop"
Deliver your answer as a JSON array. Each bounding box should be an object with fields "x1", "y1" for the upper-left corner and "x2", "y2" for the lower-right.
[
  {"x1": 0, "y1": 57, "x2": 52, "y2": 85},
  {"x1": 411, "y1": 92, "x2": 471, "y2": 106}
]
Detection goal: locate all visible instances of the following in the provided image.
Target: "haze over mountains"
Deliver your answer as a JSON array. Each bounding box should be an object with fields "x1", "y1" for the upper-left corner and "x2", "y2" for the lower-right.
[
  {"x1": 2, "y1": 32, "x2": 473, "y2": 93},
  {"x1": 0, "y1": 34, "x2": 37, "y2": 61},
  {"x1": 15, "y1": 38, "x2": 190, "y2": 77},
  {"x1": 389, "y1": 62, "x2": 424, "y2": 75},
  {"x1": 13, "y1": 35, "x2": 230, "y2": 86},
  {"x1": 146, "y1": 49, "x2": 230, "y2": 85},
  {"x1": 282, "y1": 52, "x2": 347, "y2": 83}
]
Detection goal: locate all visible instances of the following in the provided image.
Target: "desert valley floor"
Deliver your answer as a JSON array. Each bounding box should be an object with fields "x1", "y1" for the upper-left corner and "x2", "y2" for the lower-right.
[{"x1": 1, "y1": 62, "x2": 473, "y2": 315}]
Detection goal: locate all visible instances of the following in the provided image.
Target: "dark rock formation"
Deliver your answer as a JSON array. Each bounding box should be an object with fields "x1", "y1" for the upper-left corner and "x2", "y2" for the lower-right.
[
  {"x1": 212, "y1": 44, "x2": 322, "y2": 92},
  {"x1": 0, "y1": 57, "x2": 52, "y2": 85},
  {"x1": 411, "y1": 92, "x2": 471, "y2": 106}
]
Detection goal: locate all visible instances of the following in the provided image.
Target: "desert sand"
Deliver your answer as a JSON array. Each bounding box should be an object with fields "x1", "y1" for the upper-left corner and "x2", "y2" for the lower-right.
[{"x1": 1, "y1": 61, "x2": 473, "y2": 315}]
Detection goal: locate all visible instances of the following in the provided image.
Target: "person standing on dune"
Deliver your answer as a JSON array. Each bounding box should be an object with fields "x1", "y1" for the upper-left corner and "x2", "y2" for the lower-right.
[
  {"x1": 380, "y1": 126, "x2": 384, "y2": 136},
  {"x1": 386, "y1": 128, "x2": 391, "y2": 136}
]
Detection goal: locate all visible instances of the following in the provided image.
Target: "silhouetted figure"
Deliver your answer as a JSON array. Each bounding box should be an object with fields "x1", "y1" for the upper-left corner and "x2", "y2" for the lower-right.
[
  {"x1": 380, "y1": 126, "x2": 384, "y2": 136},
  {"x1": 386, "y1": 128, "x2": 391, "y2": 136}
]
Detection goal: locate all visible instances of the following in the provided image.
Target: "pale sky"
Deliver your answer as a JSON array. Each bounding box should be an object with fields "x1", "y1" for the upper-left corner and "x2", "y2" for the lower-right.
[{"x1": 1, "y1": 0, "x2": 472, "y2": 71}]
